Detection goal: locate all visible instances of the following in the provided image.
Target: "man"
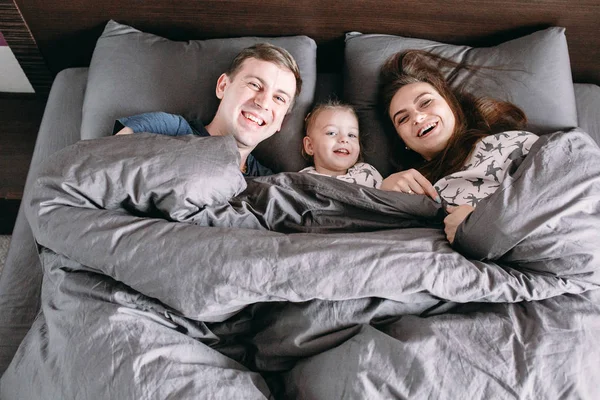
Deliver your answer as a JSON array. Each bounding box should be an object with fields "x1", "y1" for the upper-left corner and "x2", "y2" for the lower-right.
[{"x1": 115, "y1": 43, "x2": 302, "y2": 176}]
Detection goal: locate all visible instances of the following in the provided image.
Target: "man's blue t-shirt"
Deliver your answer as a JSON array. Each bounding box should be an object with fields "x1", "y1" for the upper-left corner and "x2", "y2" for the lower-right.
[{"x1": 114, "y1": 112, "x2": 273, "y2": 177}]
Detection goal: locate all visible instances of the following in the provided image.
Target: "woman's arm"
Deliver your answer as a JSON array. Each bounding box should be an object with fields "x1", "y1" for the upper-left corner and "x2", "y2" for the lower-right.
[{"x1": 444, "y1": 205, "x2": 475, "y2": 244}]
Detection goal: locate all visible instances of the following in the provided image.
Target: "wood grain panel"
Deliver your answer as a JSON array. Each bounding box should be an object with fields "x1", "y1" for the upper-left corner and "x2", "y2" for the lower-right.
[
  {"x1": 0, "y1": 94, "x2": 44, "y2": 200},
  {"x1": 7, "y1": 0, "x2": 600, "y2": 84},
  {"x1": 0, "y1": 0, "x2": 53, "y2": 95}
]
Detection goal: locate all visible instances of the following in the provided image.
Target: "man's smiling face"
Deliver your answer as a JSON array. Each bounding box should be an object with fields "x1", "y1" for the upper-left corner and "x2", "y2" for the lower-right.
[{"x1": 212, "y1": 57, "x2": 297, "y2": 150}]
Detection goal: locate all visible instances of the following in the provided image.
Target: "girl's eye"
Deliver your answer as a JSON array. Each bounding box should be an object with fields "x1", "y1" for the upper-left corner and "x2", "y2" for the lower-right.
[
  {"x1": 349, "y1": 133, "x2": 358, "y2": 139},
  {"x1": 326, "y1": 131, "x2": 336, "y2": 136}
]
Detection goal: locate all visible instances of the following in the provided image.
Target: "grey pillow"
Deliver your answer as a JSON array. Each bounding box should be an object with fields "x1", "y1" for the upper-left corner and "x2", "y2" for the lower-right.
[
  {"x1": 575, "y1": 83, "x2": 600, "y2": 146},
  {"x1": 81, "y1": 20, "x2": 316, "y2": 172},
  {"x1": 343, "y1": 27, "x2": 578, "y2": 177}
]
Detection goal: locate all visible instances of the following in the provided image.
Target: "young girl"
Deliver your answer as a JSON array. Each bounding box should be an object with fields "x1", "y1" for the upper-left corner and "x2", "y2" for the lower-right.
[
  {"x1": 300, "y1": 100, "x2": 383, "y2": 188},
  {"x1": 379, "y1": 50, "x2": 539, "y2": 242}
]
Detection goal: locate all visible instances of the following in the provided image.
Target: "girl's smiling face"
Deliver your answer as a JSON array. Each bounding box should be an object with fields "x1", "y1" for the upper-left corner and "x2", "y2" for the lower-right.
[
  {"x1": 389, "y1": 82, "x2": 456, "y2": 160},
  {"x1": 303, "y1": 108, "x2": 361, "y2": 176}
]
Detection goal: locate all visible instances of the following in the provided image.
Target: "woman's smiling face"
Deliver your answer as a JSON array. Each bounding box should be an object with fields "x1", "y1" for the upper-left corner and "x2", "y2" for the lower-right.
[{"x1": 388, "y1": 82, "x2": 456, "y2": 160}]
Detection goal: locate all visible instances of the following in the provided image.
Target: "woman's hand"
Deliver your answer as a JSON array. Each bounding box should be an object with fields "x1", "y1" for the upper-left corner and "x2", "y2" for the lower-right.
[
  {"x1": 381, "y1": 169, "x2": 439, "y2": 200},
  {"x1": 444, "y1": 205, "x2": 475, "y2": 244}
]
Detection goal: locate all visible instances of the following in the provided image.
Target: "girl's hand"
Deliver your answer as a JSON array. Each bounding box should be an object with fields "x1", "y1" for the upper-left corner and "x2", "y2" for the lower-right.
[
  {"x1": 381, "y1": 169, "x2": 439, "y2": 200},
  {"x1": 444, "y1": 205, "x2": 475, "y2": 244}
]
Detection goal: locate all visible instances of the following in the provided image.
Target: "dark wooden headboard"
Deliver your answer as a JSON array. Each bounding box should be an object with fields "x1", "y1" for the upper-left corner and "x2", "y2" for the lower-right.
[{"x1": 5, "y1": 0, "x2": 600, "y2": 95}]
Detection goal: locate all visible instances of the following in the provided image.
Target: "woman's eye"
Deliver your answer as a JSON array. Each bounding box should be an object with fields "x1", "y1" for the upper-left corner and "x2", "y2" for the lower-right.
[
  {"x1": 421, "y1": 99, "x2": 433, "y2": 107},
  {"x1": 397, "y1": 116, "x2": 408, "y2": 125}
]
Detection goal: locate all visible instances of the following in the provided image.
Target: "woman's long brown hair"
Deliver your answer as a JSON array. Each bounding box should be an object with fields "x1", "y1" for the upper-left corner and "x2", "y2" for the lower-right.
[{"x1": 380, "y1": 50, "x2": 527, "y2": 183}]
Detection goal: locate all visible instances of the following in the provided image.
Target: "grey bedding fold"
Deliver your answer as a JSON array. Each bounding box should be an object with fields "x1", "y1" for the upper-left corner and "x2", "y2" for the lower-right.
[{"x1": 2, "y1": 129, "x2": 600, "y2": 399}]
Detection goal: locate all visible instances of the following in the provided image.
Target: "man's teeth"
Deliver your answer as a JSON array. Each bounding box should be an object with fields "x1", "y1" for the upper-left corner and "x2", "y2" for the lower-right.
[
  {"x1": 418, "y1": 122, "x2": 437, "y2": 137},
  {"x1": 244, "y1": 112, "x2": 264, "y2": 126}
]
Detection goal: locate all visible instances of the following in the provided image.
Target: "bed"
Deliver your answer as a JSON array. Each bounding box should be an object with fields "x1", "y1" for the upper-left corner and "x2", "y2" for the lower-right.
[{"x1": 1, "y1": 1, "x2": 600, "y2": 398}]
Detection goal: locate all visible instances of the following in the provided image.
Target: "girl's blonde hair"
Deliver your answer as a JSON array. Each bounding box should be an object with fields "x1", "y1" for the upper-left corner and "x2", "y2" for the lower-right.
[{"x1": 302, "y1": 99, "x2": 362, "y2": 162}]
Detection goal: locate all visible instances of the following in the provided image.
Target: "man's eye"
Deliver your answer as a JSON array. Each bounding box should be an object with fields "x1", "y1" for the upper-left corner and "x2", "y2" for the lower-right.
[
  {"x1": 275, "y1": 95, "x2": 286, "y2": 104},
  {"x1": 249, "y1": 82, "x2": 260, "y2": 89}
]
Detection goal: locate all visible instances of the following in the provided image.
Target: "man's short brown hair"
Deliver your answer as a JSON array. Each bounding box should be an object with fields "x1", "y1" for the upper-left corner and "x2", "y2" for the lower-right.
[{"x1": 227, "y1": 43, "x2": 302, "y2": 105}]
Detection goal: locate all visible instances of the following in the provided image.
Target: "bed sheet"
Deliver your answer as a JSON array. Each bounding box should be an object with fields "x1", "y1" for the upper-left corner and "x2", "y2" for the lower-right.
[
  {"x1": 1, "y1": 68, "x2": 600, "y2": 388},
  {"x1": 2, "y1": 128, "x2": 600, "y2": 398}
]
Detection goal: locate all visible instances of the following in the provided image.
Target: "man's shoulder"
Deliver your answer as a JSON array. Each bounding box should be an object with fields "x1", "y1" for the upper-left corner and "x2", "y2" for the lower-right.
[
  {"x1": 246, "y1": 154, "x2": 274, "y2": 177},
  {"x1": 188, "y1": 119, "x2": 210, "y2": 137}
]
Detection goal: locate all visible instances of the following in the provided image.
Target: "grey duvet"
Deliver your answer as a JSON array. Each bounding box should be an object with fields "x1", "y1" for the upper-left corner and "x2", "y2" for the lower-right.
[{"x1": 2, "y1": 130, "x2": 600, "y2": 399}]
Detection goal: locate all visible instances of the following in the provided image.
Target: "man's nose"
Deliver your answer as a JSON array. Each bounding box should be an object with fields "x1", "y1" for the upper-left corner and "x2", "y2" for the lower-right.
[{"x1": 254, "y1": 92, "x2": 270, "y2": 110}]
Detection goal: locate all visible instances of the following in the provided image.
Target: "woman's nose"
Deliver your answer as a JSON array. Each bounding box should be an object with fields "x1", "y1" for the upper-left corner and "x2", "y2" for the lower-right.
[{"x1": 414, "y1": 112, "x2": 426, "y2": 124}]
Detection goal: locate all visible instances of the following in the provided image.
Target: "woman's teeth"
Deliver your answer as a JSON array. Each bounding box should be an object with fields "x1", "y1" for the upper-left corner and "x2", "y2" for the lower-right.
[{"x1": 418, "y1": 122, "x2": 437, "y2": 137}]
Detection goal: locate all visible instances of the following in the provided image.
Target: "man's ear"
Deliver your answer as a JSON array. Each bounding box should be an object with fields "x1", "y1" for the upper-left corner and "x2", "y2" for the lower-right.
[
  {"x1": 303, "y1": 136, "x2": 314, "y2": 155},
  {"x1": 215, "y1": 73, "x2": 230, "y2": 100}
]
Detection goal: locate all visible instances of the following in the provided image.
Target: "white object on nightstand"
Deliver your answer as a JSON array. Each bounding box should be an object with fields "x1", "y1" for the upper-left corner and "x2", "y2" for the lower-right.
[{"x1": 0, "y1": 46, "x2": 34, "y2": 93}]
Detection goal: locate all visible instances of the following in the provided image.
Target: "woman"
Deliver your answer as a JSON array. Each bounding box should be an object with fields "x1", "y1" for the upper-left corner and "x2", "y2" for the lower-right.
[{"x1": 379, "y1": 50, "x2": 539, "y2": 243}]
